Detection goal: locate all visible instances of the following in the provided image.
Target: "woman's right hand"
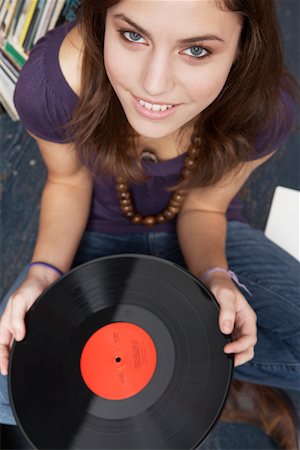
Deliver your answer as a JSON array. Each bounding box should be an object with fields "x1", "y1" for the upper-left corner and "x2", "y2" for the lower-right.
[{"x1": 0, "y1": 268, "x2": 60, "y2": 376}]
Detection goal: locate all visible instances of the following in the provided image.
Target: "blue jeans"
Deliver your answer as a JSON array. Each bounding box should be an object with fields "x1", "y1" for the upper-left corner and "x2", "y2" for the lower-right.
[{"x1": 1, "y1": 221, "x2": 300, "y2": 429}]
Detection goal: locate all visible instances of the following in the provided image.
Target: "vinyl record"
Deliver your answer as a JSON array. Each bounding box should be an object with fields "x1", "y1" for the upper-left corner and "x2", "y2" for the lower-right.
[{"x1": 9, "y1": 254, "x2": 233, "y2": 449}]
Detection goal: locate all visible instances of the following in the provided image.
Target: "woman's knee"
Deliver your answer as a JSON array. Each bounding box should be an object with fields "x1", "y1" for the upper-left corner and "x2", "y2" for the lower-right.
[{"x1": 226, "y1": 222, "x2": 300, "y2": 305}]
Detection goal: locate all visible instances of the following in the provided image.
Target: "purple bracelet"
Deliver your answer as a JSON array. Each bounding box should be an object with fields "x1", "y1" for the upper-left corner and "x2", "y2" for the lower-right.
[
  {"x1": 28, "y1": 261, "x2": 64, "y2": 277},
  {"x1": 200, "y1": 267, "x2": 252, "y2": 296}
]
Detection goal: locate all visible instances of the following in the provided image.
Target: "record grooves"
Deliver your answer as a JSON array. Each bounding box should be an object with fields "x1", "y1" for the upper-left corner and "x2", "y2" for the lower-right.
[{"x1": 9, "y1": 254, "x2": 233, "y2": 449}]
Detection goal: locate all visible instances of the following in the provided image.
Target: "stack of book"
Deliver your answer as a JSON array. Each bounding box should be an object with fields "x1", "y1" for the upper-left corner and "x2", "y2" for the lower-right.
[{"x1": 0, "y1": 0, "x2": 80, "y2": 120}]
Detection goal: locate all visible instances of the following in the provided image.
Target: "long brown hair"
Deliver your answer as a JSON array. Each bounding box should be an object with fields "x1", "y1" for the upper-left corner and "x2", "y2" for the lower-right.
[
  {"x1": 221, "y1": 380, "x2": 299, "y2": 450},
  {"x1": 63, "y1": 0, "x2": 298, "y2": 190}
]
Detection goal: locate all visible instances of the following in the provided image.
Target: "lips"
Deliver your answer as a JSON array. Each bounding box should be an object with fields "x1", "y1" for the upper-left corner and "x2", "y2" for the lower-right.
[
  {"x1": 138, "y1": 98, "x2": 173, "y2": 112},
  {"x1": 132, "y1": 95, "x2": 180, "y2": 120}
]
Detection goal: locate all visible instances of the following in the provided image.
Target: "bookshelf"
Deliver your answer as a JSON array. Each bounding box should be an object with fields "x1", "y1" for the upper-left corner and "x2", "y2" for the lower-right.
[{"x1": 0, "y1": 0, "x2": 80, "y2": 120}]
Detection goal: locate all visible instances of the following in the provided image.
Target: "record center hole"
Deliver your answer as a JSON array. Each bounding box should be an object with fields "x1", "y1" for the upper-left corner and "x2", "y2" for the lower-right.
[{"x1": 115, "y1": 357, "x2": 122, "y2": 363}]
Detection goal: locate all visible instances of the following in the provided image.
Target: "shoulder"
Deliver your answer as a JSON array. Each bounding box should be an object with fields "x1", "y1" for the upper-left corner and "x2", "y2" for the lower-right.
[
  {"x1": 58, "y1": 23, "x2": 83, "y2": 97},
  {"x1": 13, "y1": 21, "x2": 81, "y2": 143}
]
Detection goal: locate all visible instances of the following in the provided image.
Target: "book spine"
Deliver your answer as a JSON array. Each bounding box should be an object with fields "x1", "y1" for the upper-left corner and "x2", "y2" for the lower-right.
[
  {"x1": 0, "y1": 49, "x2": 19, "y2": 78},
  {"x1": 18, "y1": 0, "x2": 38, "y2": 47},
  {"x1": 3, "y1": 0, "x2": 18, "y2": 36},
  {"x1": 0, "y1": 0, "x2": 11, "y2": 30},
  {"x1": 23, "y1": 0, "x2": 39, "y2": 51},
  {"x1": 24, "y1": 0, "x2": 45, "y2": 51},
  {"x1": 48, "y1": 0, "x2": 65, "y2": 31},
  {"x1": 9, "y1": 0, "x2": 25, "y2": 37},
  {"x1": 0, "y1": 53, "x2": 18, "y2": 82},
  {"x1": 10, "y1": 0, "x2": 30, "y2": 46},
  {"x1": 33, "y1": 0, "x2": 56, "y2": 45},
  {"x1": 0, "y1": 45, "x2": 22, "y2": 70},
  {"x1": 0, "y1": 64, "x2": 19, "y2": 120},
  {"x1": 4, "y1": 40, "x2": 27, "y2": 66}
]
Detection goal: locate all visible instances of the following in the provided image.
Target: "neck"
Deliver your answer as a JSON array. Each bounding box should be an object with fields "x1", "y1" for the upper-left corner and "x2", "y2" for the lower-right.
[{"x1": 136, "y1": 127, "x2": 193, "y2": 161}]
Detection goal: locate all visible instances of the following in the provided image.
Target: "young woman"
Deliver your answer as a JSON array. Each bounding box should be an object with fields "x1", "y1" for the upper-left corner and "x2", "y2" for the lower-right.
[{"x1": 0, "y1": 0, "x2": 299, "y2": 447}]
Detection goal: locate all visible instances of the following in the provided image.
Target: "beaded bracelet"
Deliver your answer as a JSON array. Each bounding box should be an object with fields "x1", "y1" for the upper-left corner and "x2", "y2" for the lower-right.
[
  {"x1": 28, "y1": 261, "x2": 64, "y2": 277},
  {"x1": 200, "y1": 267, "x2": 252, "y2": 296}
]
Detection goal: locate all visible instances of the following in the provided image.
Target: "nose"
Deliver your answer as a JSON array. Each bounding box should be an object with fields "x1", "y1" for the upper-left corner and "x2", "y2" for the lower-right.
[{"x1": 140, "y1": 50, "x2": 175, "y2": 98}]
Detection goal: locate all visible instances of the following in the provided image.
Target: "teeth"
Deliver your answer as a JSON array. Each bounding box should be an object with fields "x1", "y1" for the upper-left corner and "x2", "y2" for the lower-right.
[
  {"x1": 138, "y1": 99, "x2": 173, "y2": 111},
  {"x1": 152, "y1": 104, "x2": 162, "y2": 111}
]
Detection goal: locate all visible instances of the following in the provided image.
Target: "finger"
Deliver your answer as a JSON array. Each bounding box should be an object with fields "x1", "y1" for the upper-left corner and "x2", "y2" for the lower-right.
[
  {"x1": 238, "y1": 309, "x2": 257, "y2": 339},
  {"x1": 234, "y1": 348, "x2": 255, "y2": 367},
  {"x1": 224, "y1": 333, "x2": 257, "y2": 354},
  {"x1": 0, "y1": 343, "x2": 10, "y2": 376},
  {"x1": 0, "y1": 323, "x2": 13, "y2": 376},
  {"x1": 211, "y1": 287, "x2": 236, "y2": 334},
  {"x1": 9, "y1": 295, "x2": 27, "y2": 341}
]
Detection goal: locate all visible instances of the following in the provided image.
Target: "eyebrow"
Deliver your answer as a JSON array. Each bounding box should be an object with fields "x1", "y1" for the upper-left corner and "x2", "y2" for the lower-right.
[{"x1": 113, "y1": 14, "x2": 225, "y2": 44}]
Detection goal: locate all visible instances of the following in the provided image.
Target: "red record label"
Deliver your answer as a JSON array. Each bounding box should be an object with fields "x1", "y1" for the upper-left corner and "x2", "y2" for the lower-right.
[{"x1": 80, "y1": 322, "x2": 157, "y2": 400}]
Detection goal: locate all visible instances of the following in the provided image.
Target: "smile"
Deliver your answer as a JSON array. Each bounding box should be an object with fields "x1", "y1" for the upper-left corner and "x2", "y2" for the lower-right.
[
  {"x1": 132, "y1": 95, "x2": 179, "y2": 120},
  {"x1": 137, "y1": 99, "x2": 174, "y2": 112}
]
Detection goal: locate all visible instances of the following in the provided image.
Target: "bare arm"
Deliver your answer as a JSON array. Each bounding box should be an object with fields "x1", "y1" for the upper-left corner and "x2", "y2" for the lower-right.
[
  {"x1": 177, "y1": 151, "x2": 276, "y2": 366},
  {"x1": 177, "y1": 151, "x2": 276, "y2": 277},
  {"x1": 29, "y1": 133, "x2": 93, "y2": 275},
  {"x1": 0, "y1": 133, "x2": 93, "y2": 374},
  {"x1": 0, "y1": 29, "x2": 89, "y2": 373}
]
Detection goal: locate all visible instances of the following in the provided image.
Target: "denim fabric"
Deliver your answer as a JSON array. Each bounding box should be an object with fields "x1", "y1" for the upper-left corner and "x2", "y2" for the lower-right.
[{"x1": 1, "y1": 221, "x2": 299, "y2": 441}]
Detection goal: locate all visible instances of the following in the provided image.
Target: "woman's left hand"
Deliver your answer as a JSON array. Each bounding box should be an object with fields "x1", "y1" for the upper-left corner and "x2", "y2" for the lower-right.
[{"x1": 205, "y1": 272, "x2": 257, "y2": 367}]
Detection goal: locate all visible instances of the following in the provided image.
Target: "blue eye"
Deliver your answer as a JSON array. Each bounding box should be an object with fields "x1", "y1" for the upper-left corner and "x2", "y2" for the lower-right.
[
  {"x1": 183, "y1": 46, "x2": 209, "y2": 59},
  {"x1": 123, "y1": 31, "x2": 146, "y2": 43}
]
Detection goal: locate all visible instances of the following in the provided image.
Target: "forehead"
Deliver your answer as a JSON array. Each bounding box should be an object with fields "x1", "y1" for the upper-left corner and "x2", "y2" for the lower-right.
[{"x1": 108, "y1": 0, "x2": 241, "y2": 38}]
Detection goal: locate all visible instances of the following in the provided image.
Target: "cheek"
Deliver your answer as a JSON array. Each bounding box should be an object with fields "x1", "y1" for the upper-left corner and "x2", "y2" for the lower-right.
[
  {"x1": 104, "y1": 41, "x2": 118, "y2": 84},
  {"x1": 185, "y1": 61, "x2": 234, "y2": 105},
  {"x1": 104, "y1": 36, "x2": 124, "y2": 85},
  {"x1": 104, "y1": 36, "x2": 137, "y2": 89}
]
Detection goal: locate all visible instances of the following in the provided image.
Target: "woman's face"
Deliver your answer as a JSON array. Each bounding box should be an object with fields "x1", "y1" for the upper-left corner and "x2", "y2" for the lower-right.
[{"x1": 104, "y1": 0, "x2": 242, "y2": 140}]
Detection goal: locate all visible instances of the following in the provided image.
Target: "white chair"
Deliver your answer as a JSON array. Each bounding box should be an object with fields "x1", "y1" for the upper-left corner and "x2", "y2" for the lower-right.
[{"x1": 264, "y1": 186, "x2": 300, "y2": 261}]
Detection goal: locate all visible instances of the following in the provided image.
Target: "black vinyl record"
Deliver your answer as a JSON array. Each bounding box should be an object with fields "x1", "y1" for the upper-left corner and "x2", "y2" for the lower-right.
[{"x1": 9, "y1": 254, "x2": 233, "y2": 449}]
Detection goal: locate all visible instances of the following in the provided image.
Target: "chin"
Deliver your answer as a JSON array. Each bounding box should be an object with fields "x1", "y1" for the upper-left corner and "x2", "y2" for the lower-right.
[
  {"x1": 129, "y1": 111, "x2": 203, "y2": 142},
  {"x1": 125, "y1": 115, "x2": 181, "y2": 140},
  {"x1": 131, "y1": 124, "x2": 177, "y2": 140}
]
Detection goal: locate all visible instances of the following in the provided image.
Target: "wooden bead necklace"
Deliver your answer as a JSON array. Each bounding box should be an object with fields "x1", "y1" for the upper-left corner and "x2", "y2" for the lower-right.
[{"x1": 115, "y1": 147, "x2": 197, "y2": 226}]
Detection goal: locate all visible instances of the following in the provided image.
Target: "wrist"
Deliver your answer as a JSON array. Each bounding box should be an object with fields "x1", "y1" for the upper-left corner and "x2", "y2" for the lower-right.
[
  {"x1": 199, "y1": 267, "x2": 252, "y2": 296},
  {"x1": 200, "y1": 267, "x2": 229, "y2": 283},
  {"x1": 27, "y1": 261, "x2": 63, "y2": 284},
  {"x1": 200, "y1": 271, "x2": 231, "y2": 290},
  {"x1": 203, "y1": 270, "x2": 231, "y2": 285}
]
